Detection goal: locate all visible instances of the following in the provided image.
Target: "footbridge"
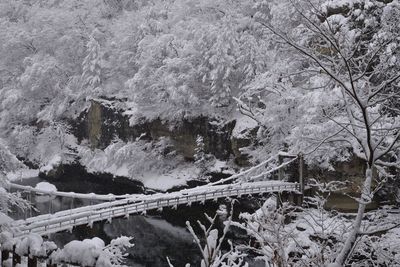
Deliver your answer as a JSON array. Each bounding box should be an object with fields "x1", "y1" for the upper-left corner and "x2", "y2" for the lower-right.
[
  {"x1": 4, "y1": 152, "x2": 305, "y2": 239},
  {"x1": 7, "y1": 181, "x2": 300, "y2": 238}
]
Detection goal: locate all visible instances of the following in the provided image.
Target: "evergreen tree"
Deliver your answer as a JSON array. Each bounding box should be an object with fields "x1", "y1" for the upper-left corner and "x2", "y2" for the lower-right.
[
  {"x1": 82, "y1": 33, "x2": 102, "y2": 94},
  {"x1": 194, "y1": 135, "x2": 209, "y2": 180}
]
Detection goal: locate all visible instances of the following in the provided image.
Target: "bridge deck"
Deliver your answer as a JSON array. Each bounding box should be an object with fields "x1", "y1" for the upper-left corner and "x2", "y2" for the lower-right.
[{"x1": 7, "y1": 181, "x2": 300, "y2": 238}]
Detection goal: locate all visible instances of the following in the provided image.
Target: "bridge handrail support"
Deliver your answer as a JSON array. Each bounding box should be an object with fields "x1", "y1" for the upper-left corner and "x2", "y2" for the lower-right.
[
  {"x1": 9, "y1": 181, "x2": 300, "y2": 238},
  {"x1": 298, "y1": 153, "x2": 304, "y2": 195},
  {"x1": 8, "y1": 183, "x2": 131, "y2": 202},
  {"x1": 293, "y1": 153, "x2": 305, "y2": 206}
]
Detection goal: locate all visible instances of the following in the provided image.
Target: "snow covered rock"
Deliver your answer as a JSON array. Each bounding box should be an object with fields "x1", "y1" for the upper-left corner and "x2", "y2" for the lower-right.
[
  {"x1": 35, "y1": 182, "x2": 57, "y2": 193},
  {"x1": 34, "y1": 182, "x2": 58, "y2": 203}
]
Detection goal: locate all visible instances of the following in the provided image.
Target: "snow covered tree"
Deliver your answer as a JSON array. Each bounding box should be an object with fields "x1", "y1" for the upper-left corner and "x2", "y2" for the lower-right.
[
  {"x1": 121, "y1": 0, "x2": 267, "y2": 120},
  {"x1": 232, "y1": 197, "x2": 293, "y2": 267},
  {"x1": 175, "y1": 206, "x2": 248, "y2": 267},
  {"x1": 194, "y1": 135, "x2": 212, "y2": 180},
  {"x1": 82, "y1": 31, "x2": 103, "y2": 95},
  {"x1": 244, "y1": 0, "x2": 400, "y2": 265},
  {"x1": 232, "y1": 183, "x2": 400, "y2": 267},
  {"x1": 0, "y1": 140, "x2": 30, "y2": 214}
]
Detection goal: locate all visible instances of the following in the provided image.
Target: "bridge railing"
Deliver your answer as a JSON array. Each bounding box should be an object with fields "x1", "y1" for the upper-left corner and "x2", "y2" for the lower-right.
[
  {"x1": 8, "y1": 152, "x2": 303, "y2": 215},
  {"x1": 8, "y1": 181, "x2": 300, "y2": 238},
  {"x1": 8, "y1": 183, "x2": 131, "y2": 201}
]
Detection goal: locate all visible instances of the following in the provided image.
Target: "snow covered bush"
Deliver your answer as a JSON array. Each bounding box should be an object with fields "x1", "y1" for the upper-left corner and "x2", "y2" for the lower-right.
[
  {"x1": 79, "y1": 137, "x2": 183, "y2": 179},
  {"x1": 51, "y1": 237, "x2": 105, "y2": 266},
  {"x1": 0, "y1": 231, "x2": 16, "y2": 252},
  {"x1": 50, "y1": 236, "x2": 133, "y2": 267},
  {"x1": 0, "y1": 139, "x2": 24, "y2": 173},
  {"x1": 232, "y1": 197, "x2": 296, "y2": 266},
  {"x1": 96, "y1": 236, "x2": 134, "y2": 267},
  {"x1": 0, "y1": 233, "x2": 57, "y2": 259},
  {"x1": 15, "y1": 233, "x2": 57, "y2": 258},
  {"x1": 0, "y1": 139, "x2": 30, "y2": 213},
  {"x1": 351, "y1": 227, "x2": 400, "y2": 266},
  {"x1": 181, "y1": 205, "x2": 248, "y2": 267},
  {"x1": 232, "y1": 197, "x2": 346, "y2": 266},
  {"x1": 232, "y1": 188, "x2": 400, "y2": 266}
]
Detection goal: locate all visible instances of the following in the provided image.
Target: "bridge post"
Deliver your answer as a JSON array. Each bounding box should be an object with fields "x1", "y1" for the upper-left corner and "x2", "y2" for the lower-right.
[
  {"x1": 28, "y1": 191, "x2": 31, "y2": 217},
  {"x1": 1, "y1": 250, "x2": 10, "y2": 263},
  {"x1": 295, "y1": 153, "x2": 305, "y2": 206},
  {"x1": 299, "y1": 153, "x2": 304, "y2": 194},
  {"x1": 27, "y1": 255, "x2": 38, "y2": 267},
  {"x1": 278, "y1": 155, "x2": 283, "y2": 180},
  {"x1": 276, "y1": 193, "x2": 282, "y2": 208},
  {"x1": 12, "y1": 246, "x2": 21, "y2": 267},
  {"x1": 49, "y1": 197, "x2": 53, "y2": 214}
]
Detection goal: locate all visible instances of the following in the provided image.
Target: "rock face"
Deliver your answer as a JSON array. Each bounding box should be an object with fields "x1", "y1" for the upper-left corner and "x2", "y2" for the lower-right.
[
  {"x1": 231, "y1": 127, "x2": 258, "y2": 166},
  {"x1": 71, "y1": 99, "x2": 379, "y2": 195},
  {"x1": 38, "y1": 163, "x2": 145, "y2": 194},
  {"x1": 74, "y1": 99, "x2": 246, "y2": 162}
]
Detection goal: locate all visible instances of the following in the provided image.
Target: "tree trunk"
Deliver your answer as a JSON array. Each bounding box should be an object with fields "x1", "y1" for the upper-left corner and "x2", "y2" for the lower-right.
[{"x1": 332, "y1": 167, "x2": 373, "y2": 266}]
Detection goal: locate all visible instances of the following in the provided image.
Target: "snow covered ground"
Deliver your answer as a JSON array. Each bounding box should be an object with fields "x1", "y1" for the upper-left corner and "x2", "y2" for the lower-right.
[
  {"x1": 231, "y1": 112, "x2": 258, "y2": 138},
  {"x1": 85, "y1": 161, "x2": 199, "y2": 191},
  {"x1": 138, "y1": 166, "x2": 197, "y2": 191}
]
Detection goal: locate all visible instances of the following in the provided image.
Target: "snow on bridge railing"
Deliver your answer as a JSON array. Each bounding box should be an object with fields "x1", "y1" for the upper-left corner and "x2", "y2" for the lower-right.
[
  {"x1": 10, "y1": 181, "x2": 298, "y2": 227},
  {"x1": 7, "y1": 181, "x2": 300, "y2": 238},
  {"x1": 5, "y1": 151, "x2": 304, "y2": 238},
  {"x1": 8, "y1": 152, "x2": 299, "y2": 203},
  {"x1": 201, "y1": 153, "x2": 299, "y2": 187},
  {"x1": 7, "y1": 182, "x2": 131, "y2": 201}
]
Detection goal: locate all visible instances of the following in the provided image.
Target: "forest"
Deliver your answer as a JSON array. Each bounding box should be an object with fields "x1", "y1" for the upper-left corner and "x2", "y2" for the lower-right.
[{"x1": 1, "y1": 0, "x2": 400, "y2": 266}]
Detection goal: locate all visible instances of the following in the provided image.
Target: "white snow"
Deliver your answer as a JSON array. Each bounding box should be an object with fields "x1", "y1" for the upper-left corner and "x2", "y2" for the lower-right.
[
  {"x1": 1, "y1": 233, "x2": 57, "y2": 258},
  {"x1": 209, "y1": 160, "x2": 234, "y2": 174},
  {"x1": 139, "y1": 165, "x2": 197, "y2": 191},
  {"x1": 6, "y1": 169, "x2": 39, "y2": 182},
  {"x1": 0, "y1": 231, "x2": 15, "y2": 251},
  {"x1": 51, "y1": 237, "x2": 105, "y2": 266},
  {"x1": 78, "y1": 139, "x2": 198, "y2": 191},
  {"x1": 232, "y1": 114, "x2": 258, "y2": 138},
  {"x1": 2, "y1": 259, "x2": 12, "y2": 267},
  {"x1": 95, "y1": 162, "x2": 197, "y2": 191},
  {"x1": 15, "y1": 234, "x2": 42, "y2": 256},
  {"x1": 50, "y1": 236, "x2": 133, "y2": 267},
  {"x1": 0, "y1": 212, "x2": 13, "y2": 225},
  {"x1": 34, "y1": 182, "x2": 58, "y2": 203},
  {"x1": 34, "y1": 182, "x2": 57, "y2": 193},
  {"x1": 40, "y1": 155, "x2": 62, "y2": 173}
]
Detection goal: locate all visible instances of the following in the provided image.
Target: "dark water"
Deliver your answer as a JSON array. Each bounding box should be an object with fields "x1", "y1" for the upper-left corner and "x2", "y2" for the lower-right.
[{"x1": 11, "y1": 176, "x2": 266, "y2": 267}]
